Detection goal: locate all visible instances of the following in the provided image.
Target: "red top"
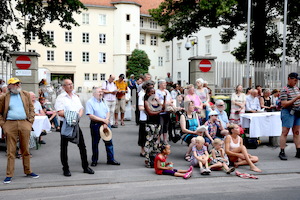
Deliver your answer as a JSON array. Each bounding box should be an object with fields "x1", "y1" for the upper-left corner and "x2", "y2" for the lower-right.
[{"x1": 154, "y1": 153, "x2": 167, "y2": 175}]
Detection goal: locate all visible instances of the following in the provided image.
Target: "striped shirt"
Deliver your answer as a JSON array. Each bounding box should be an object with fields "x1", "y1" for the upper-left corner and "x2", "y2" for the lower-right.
[{"x1": 280, "y1": 85, "x2": 300, "y2": 109}]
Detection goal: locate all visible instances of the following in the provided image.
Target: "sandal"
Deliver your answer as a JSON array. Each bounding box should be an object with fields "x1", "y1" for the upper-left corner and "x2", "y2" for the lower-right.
[
  {"x1": 121, "y1": 122, "x2": 125, "y2": 126},
  {"x1": 184, "y1": 154, "x2": 191, "y2": 162},
  {"x1": 235, "y1": 170, "x2": 258, "y2": 179}
]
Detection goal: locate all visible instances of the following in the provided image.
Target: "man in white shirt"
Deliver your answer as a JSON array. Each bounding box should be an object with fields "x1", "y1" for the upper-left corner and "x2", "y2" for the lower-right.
[
  {"x1": 246, "y1": 89, "x2": 261, "y2": 113},
  {"x1": 55, "y1": 79, "x2": 94, "y2": 177},
  {"x1": 102, "y1": 75, "x2": 118, "y2": 128}
]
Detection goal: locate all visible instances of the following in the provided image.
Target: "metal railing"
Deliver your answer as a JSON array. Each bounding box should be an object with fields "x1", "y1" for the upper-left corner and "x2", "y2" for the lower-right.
[{"x1": 215, "y1": 61, "x2": 300, "y2": 96}]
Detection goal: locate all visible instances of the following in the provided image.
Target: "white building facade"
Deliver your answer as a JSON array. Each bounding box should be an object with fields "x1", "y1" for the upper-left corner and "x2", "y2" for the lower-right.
[{"x1": 21, "y1": 0, "x2": 246, "y2": 91}]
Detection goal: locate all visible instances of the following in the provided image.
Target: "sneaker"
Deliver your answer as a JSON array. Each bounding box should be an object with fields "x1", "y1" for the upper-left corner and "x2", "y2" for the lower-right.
[
  {"x1": 26, "y1": 172, "x2": 39, "y2": 178},
  {"x1": 3, "y1": 177, "x2": 12, "y2": 184},
  {"x1": 183, "y1": 171, "x2": 192, "y2": 179},
  {"x1": 205, "y1": 168, "x2": 211, "y2": 174},
  {"x1": 279, "y1": 152, "x2": 288, "y2": 160},
  {"x1": 188, "y1": 166, "x2": 193, "y2": 172},
  {"x1": 200, "y1": 168, "x2": 205, "y2": 175}
]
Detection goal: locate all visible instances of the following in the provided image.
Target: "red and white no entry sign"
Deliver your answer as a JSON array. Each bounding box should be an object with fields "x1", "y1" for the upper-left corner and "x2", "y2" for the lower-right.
[
  {"x1": 199, "y1": 59, "x2": 212, "y2": 72},
  {"x1": 16, "y1": 56, "x2": 31, "y2": 69}
]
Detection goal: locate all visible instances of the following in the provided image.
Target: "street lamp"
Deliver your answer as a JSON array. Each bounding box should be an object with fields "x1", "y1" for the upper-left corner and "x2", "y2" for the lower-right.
[{"x1": 185, "y1": 35, "x2": 198, "y2": 56}]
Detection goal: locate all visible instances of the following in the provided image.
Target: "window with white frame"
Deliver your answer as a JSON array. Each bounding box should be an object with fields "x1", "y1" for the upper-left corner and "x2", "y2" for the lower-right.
[
  {"x1": 30, "y1": 33, "x2": 36, "y2": 41},
  {"x1": 65, "y1": 51, "x2": 72, "y2": 62},
  {"x1": 223, "y1": 43, "x2": 230, "y2": 52},
  {"x1": 149, "y1": 19, "x2": 157, "y2": 29},
  {"x1": 140, "y1": 17, "x2": 144, "y2": 27},
  {"x1": 166, "y1": 46, "x2": 170, "y2": 62},
  {"x1": 99, "y1": 34, "x2": 106, "y2": 44},
  {"x1": 158, "y1": 57, "x2": 163, "y2": 66},
  {"x1": 47, "y1": 31, "x2": 54, "y2": 40},
  {"x1": 84, "y1": 73, "x2": 90, "y2": 81},
  {"x1": 28, "y1": 49, "x2": 36, "y2": 53},
  {"x1": 99, "y1": 14, "x2": 106, "y2": 25},
  {"x1": 140, "y1": 34, "x2": 145, "y2": 45},
  {"x1": 82, "y1": 13, "x2": 89, "y2": 25},
  {"x1": 126, "y1": 34, "x2": 130, "y2": 41},
  {"x1": 47, "y1": 50, "x2": 54, "y2": 61},
  {"x1": 100, "y1": 73, "x2": 106, "y2": 80},
  {"x1": 190, "y1": 39, "x2": 196, "y2": 56},
  {"x1": 205, "y1": 35, "x2": 212, "y2": 55},
  {"x1": 177, "y1": 43, "x2": 182, "y2": 60},
  {"x1": 99, "y1": 52, "x2": 106, "y2": 63},
  {"x1": 177, "y1": 72, "x2": 181, "y2": 80},
  {"x1": 93, "y1": 73, "x2": 98, "y2": 81},
  {"x1": 65, "y1": 31, "x2": 72, "y2": 42},
  {"x1": 150, "y1": 35, "x2": 157, "y2": 46},
  {"x1": 82, "y1": 52, "x2": 89, "y2": 62},
  {"x1": 82, "y1": 33, "x2": 89, "y2": 43}
]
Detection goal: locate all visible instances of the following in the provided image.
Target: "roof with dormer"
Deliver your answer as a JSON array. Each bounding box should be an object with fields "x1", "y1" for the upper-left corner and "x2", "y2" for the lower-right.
[{"x1": 81, "y1": 0, "x2": 163, "y2": 15}]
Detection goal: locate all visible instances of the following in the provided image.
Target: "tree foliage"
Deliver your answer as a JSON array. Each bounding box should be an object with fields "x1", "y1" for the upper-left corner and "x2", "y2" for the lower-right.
[
  {"x1": 0, "y1": 0, "x2": 86, "y2": 56},
  {"x1": 150, "y1": 0, "x2": 299, "y2": 62},
  {"x1": 126, "y1": 49, "x2": 150, "y2": 78}
]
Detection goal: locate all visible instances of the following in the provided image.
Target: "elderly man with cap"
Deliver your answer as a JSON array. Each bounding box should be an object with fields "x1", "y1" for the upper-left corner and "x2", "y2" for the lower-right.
[
  {"x1": 86, "y1": 87, "x2": 120, "y2": 166},
  {"x1": 55, "y1": 79, "x2": 94, "y2": 176},
  {"x1": 278, "y1": 72, "x2": 300, "y2": 160},
  {"x1": 0, "y1": 77, "x2": 39, "y2": 184}
]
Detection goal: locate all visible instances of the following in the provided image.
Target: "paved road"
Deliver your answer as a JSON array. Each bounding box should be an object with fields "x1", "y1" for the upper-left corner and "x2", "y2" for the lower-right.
[{"x1": 1, "y1": 100, "x2": 300, "y2": 198}]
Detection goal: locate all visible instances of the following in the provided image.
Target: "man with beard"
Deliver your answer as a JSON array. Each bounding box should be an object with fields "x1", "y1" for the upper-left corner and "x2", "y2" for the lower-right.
[{"x1": 0, "y1": 78, "x2": 39, "y2": 184}]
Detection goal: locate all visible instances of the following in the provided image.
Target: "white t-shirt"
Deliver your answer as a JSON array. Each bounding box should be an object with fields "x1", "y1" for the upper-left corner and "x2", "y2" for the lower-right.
[
  {"x1": 138, "y1": 90, "x2": 147, "y2": 121},
  {"x1": 33, "y1": 100, "x2": 43, "y2": 114}
]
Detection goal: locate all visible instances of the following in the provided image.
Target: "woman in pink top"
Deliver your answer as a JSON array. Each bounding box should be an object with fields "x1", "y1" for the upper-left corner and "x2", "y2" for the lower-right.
[
  {"x1": 224, "y1": 124, "x2": 261, "y2": 172},
  {"x1": 184, "y1": 84, "x2": 203, "y2": 112}
]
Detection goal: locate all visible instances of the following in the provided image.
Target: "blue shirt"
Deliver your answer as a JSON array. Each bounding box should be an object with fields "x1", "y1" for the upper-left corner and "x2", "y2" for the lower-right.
[
  {"x1": 216, "y1": 109, "x2": 229, "y2": 128},
  {"x1": 7, "y1": 93, "x2": 26, "y2": 120},
  {"x1": 85, "y1": 97, "x2": 109, "y2": 119}
]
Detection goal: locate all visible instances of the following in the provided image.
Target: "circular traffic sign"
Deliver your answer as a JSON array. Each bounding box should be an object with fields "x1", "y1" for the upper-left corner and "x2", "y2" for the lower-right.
[
  {"x1": 16, "y1": 56, "x2": 31, "y2": 69},
  {"x1": 199, "y1": 59, "x2": 212, "y2": 72}
]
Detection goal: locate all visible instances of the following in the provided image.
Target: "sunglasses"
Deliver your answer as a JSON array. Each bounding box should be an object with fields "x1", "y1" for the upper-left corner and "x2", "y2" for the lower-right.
[{"x1": 217, "y1": 104, "x2": 224, "y2": 107}]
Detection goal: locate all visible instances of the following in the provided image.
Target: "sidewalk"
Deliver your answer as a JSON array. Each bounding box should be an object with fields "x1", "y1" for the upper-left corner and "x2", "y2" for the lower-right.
[{"x1": 1, "y1": 113, "x2": 300, "y2": 191}]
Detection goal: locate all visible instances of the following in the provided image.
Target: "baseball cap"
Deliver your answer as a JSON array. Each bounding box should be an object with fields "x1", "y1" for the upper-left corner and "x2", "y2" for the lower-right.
[
  {"x1": 8, "y1": 77, "x2": 21, "y2": 85},
  {"x1": 288, "y1": 72, "x2": 300, "y2": 80},
  {"x1": 208, "y1": 110, "x2": 219, "y2": 116}
]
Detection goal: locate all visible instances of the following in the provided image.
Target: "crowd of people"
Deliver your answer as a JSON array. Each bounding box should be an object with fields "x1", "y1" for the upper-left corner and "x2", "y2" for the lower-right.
[{"x1": 2, "y1": 71, "x2": 300, "y2": 184}]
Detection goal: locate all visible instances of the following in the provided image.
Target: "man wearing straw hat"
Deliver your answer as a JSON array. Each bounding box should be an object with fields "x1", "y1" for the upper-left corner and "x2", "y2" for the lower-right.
[{"x1": 86, "y1": 87, "x2": 120, "y2": 167}]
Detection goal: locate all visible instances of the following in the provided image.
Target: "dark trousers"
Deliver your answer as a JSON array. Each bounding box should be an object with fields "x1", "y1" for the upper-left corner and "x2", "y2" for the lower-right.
[
  {"x1": 90, "y1": 122, "x2": 114, "y2": 163},
  {"x1": 60, "y1": 122, "x2": 89, "y2": 171}
]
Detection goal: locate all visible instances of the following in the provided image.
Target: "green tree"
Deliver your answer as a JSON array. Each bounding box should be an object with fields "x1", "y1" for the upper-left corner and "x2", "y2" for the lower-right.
[
  {"x1": 0, "y1": 0, "x2": 86, "y2": 55},
  {"x1": 150, "y1": 0, "x2": 299, "y2": 62},
  {"x1": 126, "y1": 49, "x2": 150, "y2": 78}
]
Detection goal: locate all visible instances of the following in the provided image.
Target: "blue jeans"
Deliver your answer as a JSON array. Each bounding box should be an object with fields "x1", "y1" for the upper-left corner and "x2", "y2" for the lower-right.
[{"x1": 90, "y1": 122, "x2": 115, "y2": 163}]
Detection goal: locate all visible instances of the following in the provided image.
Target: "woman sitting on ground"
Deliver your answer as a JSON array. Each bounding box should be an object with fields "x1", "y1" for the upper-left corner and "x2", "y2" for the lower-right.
[
  {"x1": 224, "y1": 124, "x2": 261, "y2": 172},
  {"x1": 180, "y1": 101, "x2": 204, "y2": 161}
]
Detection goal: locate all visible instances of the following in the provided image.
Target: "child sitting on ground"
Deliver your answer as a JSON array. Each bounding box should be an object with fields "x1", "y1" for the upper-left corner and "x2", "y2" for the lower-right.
[
  {"x1": 190, "y1": 136, "x2": 211, "y2": 175},
  {"x1": 154, "y1": 144, "x2": 193, "y2": 179},
  {"x1": 210, "y1": 138, "x2": 235, "y2": 174}
]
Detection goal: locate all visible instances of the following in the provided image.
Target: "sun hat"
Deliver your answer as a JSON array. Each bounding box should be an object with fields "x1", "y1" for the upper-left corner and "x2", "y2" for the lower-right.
[
  {"x1": 8, "y1": 77, "x2": 21, "y2": 85},
  {"x1": 208, "y1": 110, "x2": 219, "y2": 116},
  {"x1": 100, "y1": 126, "x2": 112, "y2": 141}
]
